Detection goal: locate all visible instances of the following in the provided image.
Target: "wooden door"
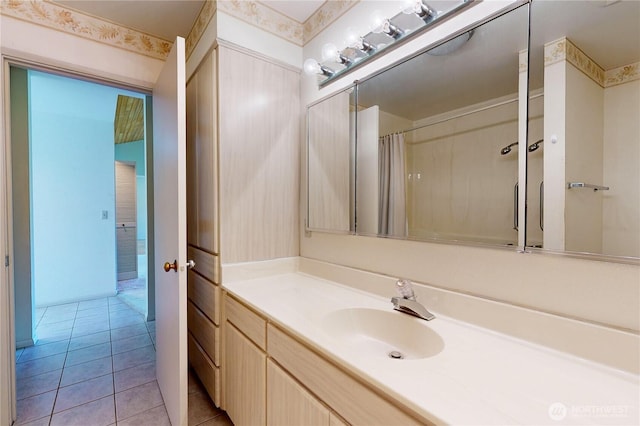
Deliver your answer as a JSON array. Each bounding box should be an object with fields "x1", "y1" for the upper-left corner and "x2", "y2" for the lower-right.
[
  {"x1": 152, "y1": 36, "x2": 188, "y2": 426},
  {"x1": 115, "y1": 161, "x2": 137, "y2": 280}
]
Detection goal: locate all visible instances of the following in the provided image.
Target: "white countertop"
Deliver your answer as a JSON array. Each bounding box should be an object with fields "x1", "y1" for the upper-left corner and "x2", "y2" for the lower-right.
[{"x1": 224, "y1": 272, "x2": 639, "y2": 425}]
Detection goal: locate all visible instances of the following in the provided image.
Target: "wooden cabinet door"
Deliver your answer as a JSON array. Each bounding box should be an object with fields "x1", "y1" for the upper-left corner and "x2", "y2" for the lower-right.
[
  {"x1": 225, "y1": 322, "x2": 266, "y2": 426},
  {"x1": 186, "y1": 50, "x2": 218, "y2": 255},
  {"x1": 267, "y1": 360, "x2": 330, "y2": 426}
]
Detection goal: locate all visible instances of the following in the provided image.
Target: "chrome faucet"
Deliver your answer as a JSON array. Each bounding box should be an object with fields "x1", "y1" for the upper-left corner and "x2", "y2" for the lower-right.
[{"x1": 391, "y1": 279, "x2": 435, "y2": 321}]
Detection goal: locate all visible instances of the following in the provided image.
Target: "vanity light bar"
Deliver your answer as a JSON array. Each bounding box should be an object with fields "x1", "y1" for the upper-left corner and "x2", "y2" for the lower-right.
[
  {"x1": 360, "y1": 39, "x2": 376, "y2": 53},
  {"x1": 338, "y1": 54, "x2": 354, "y2": 66},
  {"x1": 305, "y1": 0, "x2": 475, "y2": 86},
  {"x1": 381, "y1": 19, "x2": 404, "y2": 39},
  {"x1": 414, "y1": 1, "x2": 438, "y2": 22}
]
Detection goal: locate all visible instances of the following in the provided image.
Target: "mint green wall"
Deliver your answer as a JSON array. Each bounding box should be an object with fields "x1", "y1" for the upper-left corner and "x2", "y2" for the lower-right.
[
  {"x1": 29, "y1": 70, "x2": 145, "y2": 308},
  {"x1": 115, "y1": 140, "x2": 145, "y2": 175}
]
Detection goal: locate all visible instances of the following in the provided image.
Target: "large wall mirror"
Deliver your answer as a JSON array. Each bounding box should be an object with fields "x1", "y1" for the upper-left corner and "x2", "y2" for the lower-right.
[
  {"x1": 527, "y1": 0, "x2": 640, "y2": 260},
  {"x1": 307, "y1": 3, "x2": 530, "y2": 248}
]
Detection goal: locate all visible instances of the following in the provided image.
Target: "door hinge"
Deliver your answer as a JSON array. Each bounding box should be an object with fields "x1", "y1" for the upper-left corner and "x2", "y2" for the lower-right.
[{"x1": 5, "y1": 255, "x2": 9, "y2": 267}]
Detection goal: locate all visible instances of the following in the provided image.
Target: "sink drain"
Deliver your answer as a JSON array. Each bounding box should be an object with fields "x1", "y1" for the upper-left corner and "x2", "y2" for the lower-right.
[{"x1": 388, "y1": 350, "x2": 404, "y2": 359}]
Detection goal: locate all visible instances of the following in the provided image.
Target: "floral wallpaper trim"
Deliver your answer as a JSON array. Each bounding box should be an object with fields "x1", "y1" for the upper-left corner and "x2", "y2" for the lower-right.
[
  {"x1": 186, "y1": 0, "x2": 361, "y2": 58},
  {"x1": 186, "y1": 0, "x2": 217, "y2": 59},
  {"x1": 544, "y1": 37, "x2": 638, "y2": 88},
  {"x1": 543, "y1": 38, "x2": 567, "y2": 66},
  {"x1": 217, "y1": 0, "x2": 304, "y2": 46},
  {"x1": 303, "y1": 0, "x2": 359, "y2": 45},
  {"x1": 518, "y1": 49, "x2": 527, "y2": 73},
  {"x1": 544, "y1": 37, "x2": 605, "y2": 87},
  {"x1": 605, "y1": 62, "x2": 639, "y2": 87},
  {"x1": 0, "y1": 0, "x2": 172, "y2": 60}
]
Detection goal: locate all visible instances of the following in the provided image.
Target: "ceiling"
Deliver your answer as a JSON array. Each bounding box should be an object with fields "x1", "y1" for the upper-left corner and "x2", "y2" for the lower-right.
[
  {"x1": 358, "y1": 4, "x2": 530, "y2": 121},
  {"x1": 53, "y1": 0, "x2": 325, "y2": 41},
  {"x1": 263, "y1": 0, "x2": 324, "y2": 23},
  {"x1": 114, "y1": 95, "x2": 144, "y2": 144}
]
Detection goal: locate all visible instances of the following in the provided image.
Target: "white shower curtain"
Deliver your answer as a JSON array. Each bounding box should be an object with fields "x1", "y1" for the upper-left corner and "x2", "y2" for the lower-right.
[{"x1": 378, "y1": 133, "x2": 407, "y2": 237}]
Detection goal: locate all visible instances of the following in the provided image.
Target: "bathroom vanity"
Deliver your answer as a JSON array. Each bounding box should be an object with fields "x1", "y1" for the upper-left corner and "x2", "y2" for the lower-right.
[
  {"x1": 223, "y1": 290, "x2": 422, "y2": 425},
  {"x1": 220, "y1": 261, "x2": 639, "y2": 425}
]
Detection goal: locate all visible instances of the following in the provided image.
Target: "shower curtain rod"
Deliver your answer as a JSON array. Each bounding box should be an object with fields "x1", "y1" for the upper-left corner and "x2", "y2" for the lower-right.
[{"x1": 397, "y1": 93, "x2": 544, "y2": 135}]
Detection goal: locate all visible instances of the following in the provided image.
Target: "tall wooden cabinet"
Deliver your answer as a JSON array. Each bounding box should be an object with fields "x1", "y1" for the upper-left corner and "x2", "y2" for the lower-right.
[
  {"x1": 185, "y1": 42, "x2": 300, "y2": 410},
  {"x1": 186, "y1": 48, "x2": 222, "y2": 406}
]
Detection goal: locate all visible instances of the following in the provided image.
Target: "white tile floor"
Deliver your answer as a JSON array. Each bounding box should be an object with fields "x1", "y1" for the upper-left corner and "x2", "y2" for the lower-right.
[{"x1": 14, "y1": 295, "x2": 232, "y2": 426}]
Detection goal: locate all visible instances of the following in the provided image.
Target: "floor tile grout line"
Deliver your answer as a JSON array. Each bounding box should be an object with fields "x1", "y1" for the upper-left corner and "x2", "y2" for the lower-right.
[
  {"x1": 47, "y1": 323, "x2": 70, "y2": 425},
  {"x1": 116, "y1": 400, "x2": 166, "y2": 424},
  {"x1": 16, "y1": 294, "x2": 225, "y2": 426},
  {"x1": 49, "y1": 387, "x2": 116, "y2": 421}
]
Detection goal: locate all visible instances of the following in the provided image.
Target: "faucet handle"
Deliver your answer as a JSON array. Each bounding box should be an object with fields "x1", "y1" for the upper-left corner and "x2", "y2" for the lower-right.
[{"x1": 395, "y1": 279, "x2": 416, "y2": 300}]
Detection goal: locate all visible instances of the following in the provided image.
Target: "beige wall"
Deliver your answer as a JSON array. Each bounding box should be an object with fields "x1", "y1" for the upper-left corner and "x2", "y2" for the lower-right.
[
  {"x1": 564, "y1": 64, "x2": 604, "y2": 253},
  {"x1": 406, "y1": 96, "x2": 519, "y2": 244},
  {"x1": 355, "y1": 105, "x2": 380, "y2": 236},
  {"x1": 543, "y1": 57, "x2": 567, "y2": 251},
  {"x1": 603, "y1": 79, "x2": 640, "y2": 257},
  {"x1": 378, "y1": 110, "x2": 412, "y2": 137}
]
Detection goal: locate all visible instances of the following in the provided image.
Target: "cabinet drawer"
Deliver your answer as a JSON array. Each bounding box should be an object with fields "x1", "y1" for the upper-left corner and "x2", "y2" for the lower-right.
[
  {"x1": 225, "y1": 295, "x2": 266, "y2": 350},
  {"x1": 188, "y1": 270, "x2": 220, "y2": 325},
  {"x1": 188, "y1": 300, "x2": 220, "y2": 366},
  {"x1": 267, "y1": 324, "x2": 427, "y2": 426},
  {"x1": 188, "y1": 332, "x2": 220, "y2": 407},
  {"x1": 187, "y1": 245, "x2": 219, "y2": 284}
]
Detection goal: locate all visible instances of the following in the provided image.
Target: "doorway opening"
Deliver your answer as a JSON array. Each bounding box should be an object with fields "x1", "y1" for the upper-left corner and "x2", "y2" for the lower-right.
[
  {"x1": 7, "y1": 64, "x2": 168, "y2": 424},
  {"x1": 9, "y1": 66, "x2": 153, "y2": 348}
]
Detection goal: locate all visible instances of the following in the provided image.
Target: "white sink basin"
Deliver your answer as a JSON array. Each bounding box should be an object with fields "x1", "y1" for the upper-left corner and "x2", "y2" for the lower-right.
[{"x1": 322, "y1": 308, "x2": 444, "y2": 360}]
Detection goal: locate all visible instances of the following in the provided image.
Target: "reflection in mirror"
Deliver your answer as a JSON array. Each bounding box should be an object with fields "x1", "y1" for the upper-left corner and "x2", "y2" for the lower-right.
[
  {"x1": 527, "y1": 0, "x2": 640, "y2": 259},
  {"x1": 355, "y1": 4, "x2": 529, "y2": 245},
  {"x1": 307, "y1": 87, "x2": 356, "y2": 232}
]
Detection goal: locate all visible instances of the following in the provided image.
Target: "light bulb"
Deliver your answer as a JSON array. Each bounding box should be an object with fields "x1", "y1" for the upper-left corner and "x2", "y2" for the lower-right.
[
  {"x1": 303, "y1": 58, "x2": 321, "y2": 75},
  {"x1": 369, "y1": 10, "x2": 385, "y2": 33},
  {"x1": 402, "y1": 0, "x2": 418, "y2": 14},
  {"x1": 344, "y1": 26, "x2": 359, "y2": 47},
  {"x1": 321, "y1": 43, "x2": 339, "y2": 62}
]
